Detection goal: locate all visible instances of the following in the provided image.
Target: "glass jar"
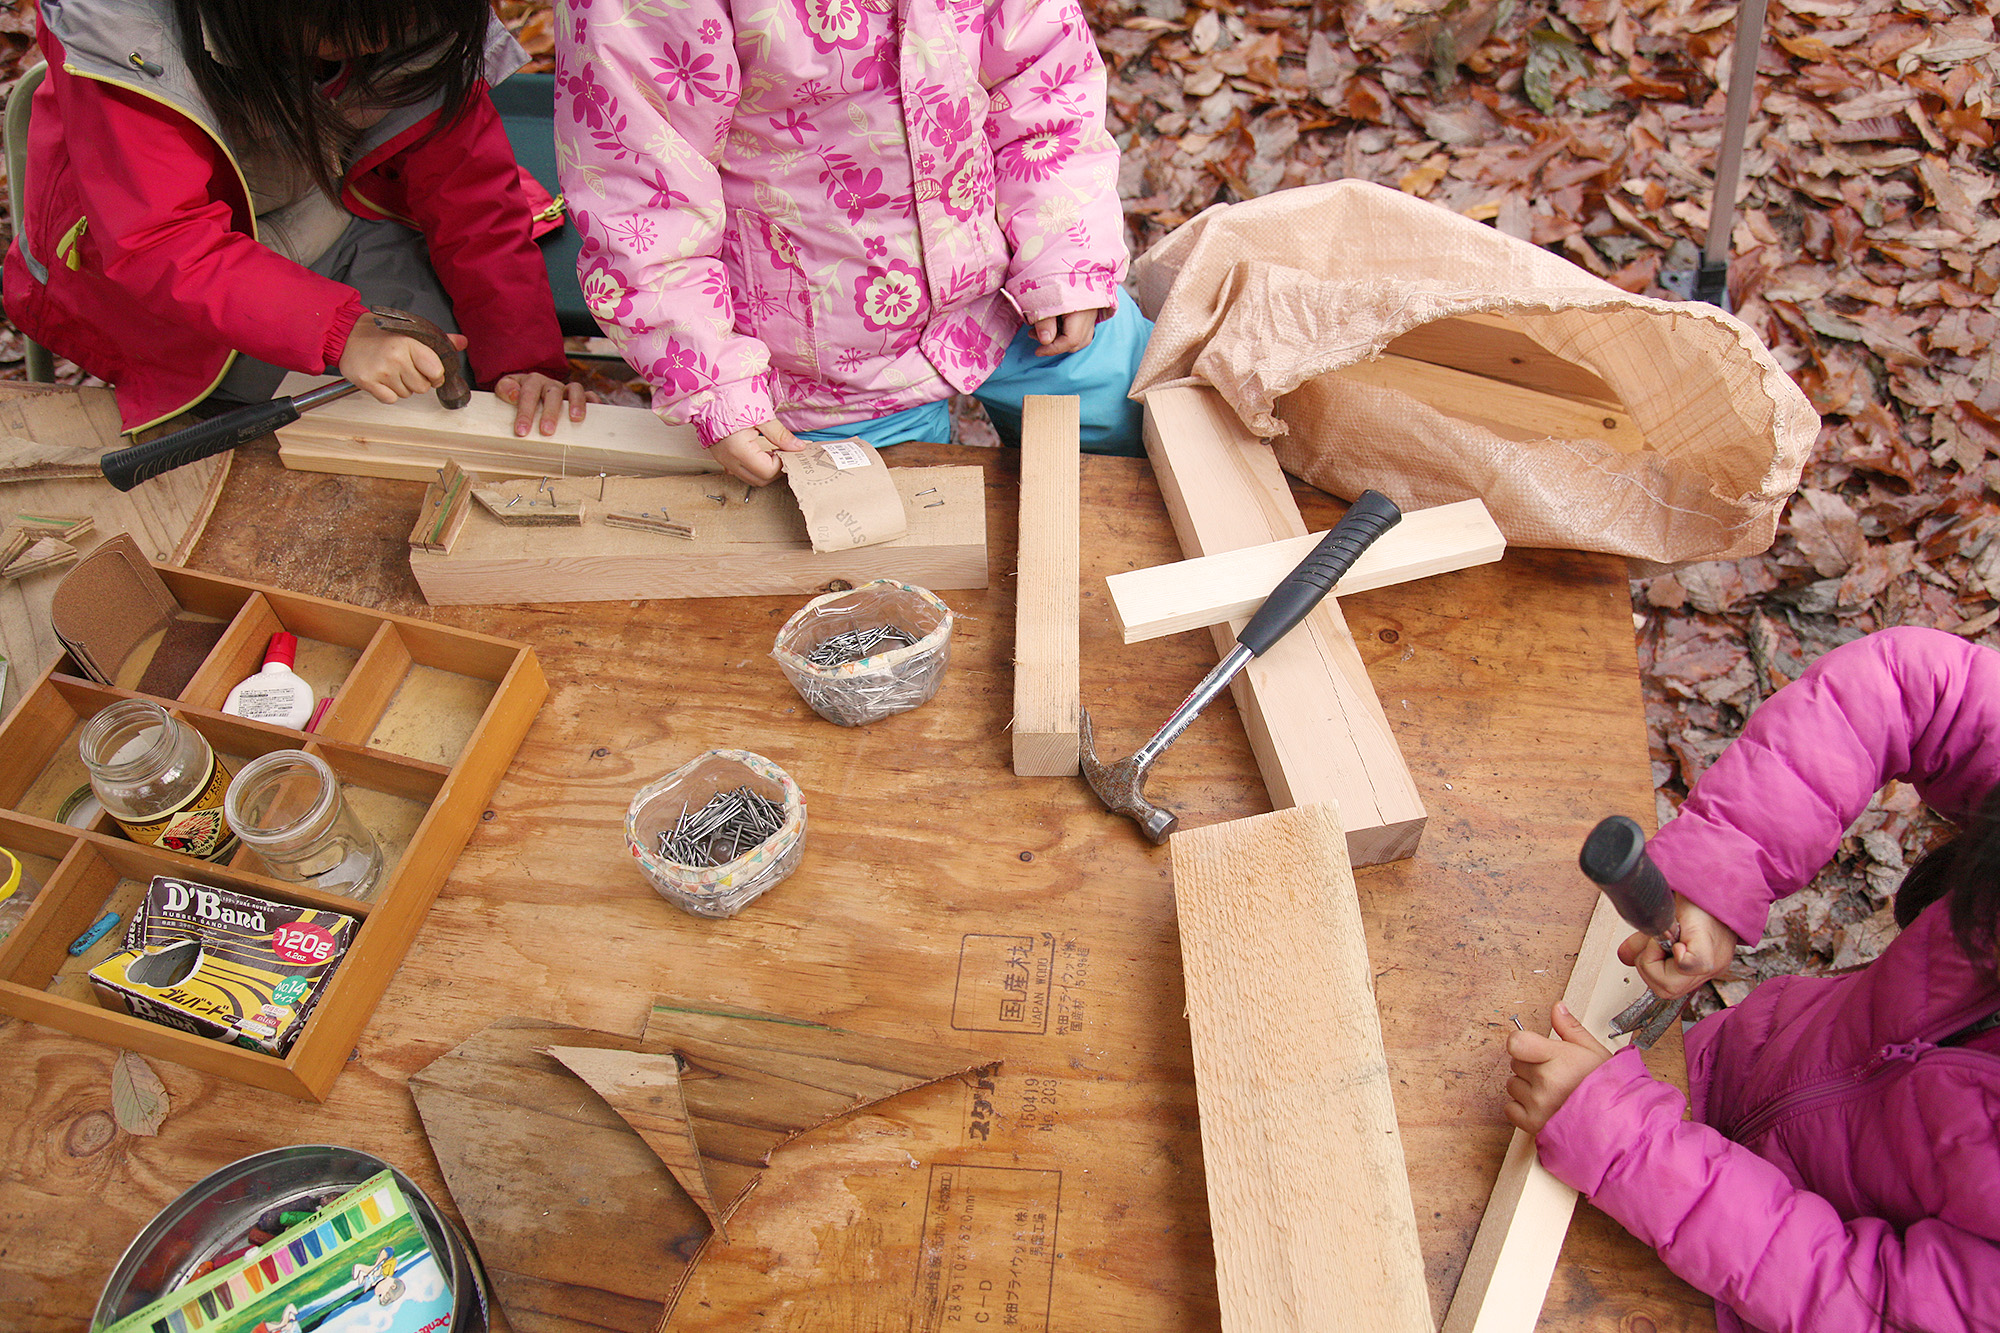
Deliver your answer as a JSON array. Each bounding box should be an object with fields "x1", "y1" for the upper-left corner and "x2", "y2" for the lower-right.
[
  {"x1": 223, "y1": 750, "x2": 383, "y2": 901},
  {"x1": 78, "y1": 700, "x2": 237, "y2": 861}
]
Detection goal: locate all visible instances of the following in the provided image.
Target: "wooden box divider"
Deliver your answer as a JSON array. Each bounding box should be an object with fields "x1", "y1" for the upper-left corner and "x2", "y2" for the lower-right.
[{"x1": 0, "y1": 565, "x2": 544, "y2": 1100}]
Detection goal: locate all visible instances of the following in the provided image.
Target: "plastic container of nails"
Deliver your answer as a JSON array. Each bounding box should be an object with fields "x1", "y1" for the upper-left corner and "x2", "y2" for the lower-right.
[
  {"x1": 771, "y1": 579, "x2": 953, "y2": 727},
  {"x1": 626, "y1": 749, "x2": 807, "y2": 918}
]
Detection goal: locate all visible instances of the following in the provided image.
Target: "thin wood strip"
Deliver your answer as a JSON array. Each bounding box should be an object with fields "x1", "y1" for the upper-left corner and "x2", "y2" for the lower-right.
[
  {"x1": 1440, "y1": 891, "x2": 1656, "y2": 1333},
  {"x1": 1108, "y1": 499, "x2": 1505, "y2": 644},
  {"x1": 1335, "y1": 355, "x2": 1645, "y2": 452},
  {"x1": 1012, "y1": 395, "x2": 1081, "y2": 776},
  {"x1": 1383, "y1": 313, "x2": 1622, "y2": 408},
  {"x1": 1171, "y1": 803, "x2": 1432, "y2": 1333}
]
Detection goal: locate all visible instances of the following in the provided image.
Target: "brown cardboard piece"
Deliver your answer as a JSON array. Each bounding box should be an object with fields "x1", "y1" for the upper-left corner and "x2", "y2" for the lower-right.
[
  {"x1": 48, "y1": 534, "x2": 182, "y2": 685},
  {"x1": 780, "y1": 439, "x2": 909, "y2": 552}
]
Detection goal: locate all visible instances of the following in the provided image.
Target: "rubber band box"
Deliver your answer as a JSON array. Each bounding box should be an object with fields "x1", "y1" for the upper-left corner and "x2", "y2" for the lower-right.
[
  {"x1": 87, "y1": 876, "x2": 356, "y2": 1057},
  {"x1": 100, "y1": 1169, "x2": 455, "y2": 1333}
]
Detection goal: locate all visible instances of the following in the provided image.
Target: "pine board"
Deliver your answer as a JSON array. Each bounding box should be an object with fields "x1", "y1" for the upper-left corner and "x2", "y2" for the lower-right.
[
  {"x1": 1012, "y1": 396, "x2": 1081, "y2": 776},
  {"x1": 408, "y1": 466, "x2": 989, "y2": 605}
]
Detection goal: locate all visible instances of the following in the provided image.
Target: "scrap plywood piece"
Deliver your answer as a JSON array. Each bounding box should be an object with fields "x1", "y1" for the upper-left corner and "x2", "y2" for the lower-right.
[
  {"x1": 1013, "y1": 395, "x2": 1081, "y2": 776},
  {"x1": 1108, "y1": 498, "x2": 1506, "y2": 644},
  {"x1": 545, "y1": 1044, "x2": 730, "y2": 1240},
  {"x1": 408, "y1": 466, "x2": 988, "y2": 605},
  {"x1": 1171, "y1": 803, "x2": 1432, "y2": 1333},
  {"x1": 1141, "y1": 385, "x2": 1425, "y2": 866},
  {"x1": 273, "y1": 372, "x2": 719, "y2": 481},
  {"x1": 0, "y1": 384, "x2": 229, "y2": 700},
  {"x1": 413, "y1": 1010, "x2": 998, "y2": 1333},
  {"x1": 1335, "y1": 355, "x2": 1645, "y2": 452},
  {"x1": 406, "y1": 461, "x2": 474, "y2": 553},
  {"x1": 471, "y1": 482, "x2": 584, "y2": 526},
  {"x1": 1441, "y1": 892, "x2": 1657, "y2": 1333}
]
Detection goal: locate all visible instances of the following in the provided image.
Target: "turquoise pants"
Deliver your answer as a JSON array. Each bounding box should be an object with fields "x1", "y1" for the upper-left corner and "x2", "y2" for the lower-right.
[{"x1": 798, "y1": 302, "x2": 1153, "y2": 457}]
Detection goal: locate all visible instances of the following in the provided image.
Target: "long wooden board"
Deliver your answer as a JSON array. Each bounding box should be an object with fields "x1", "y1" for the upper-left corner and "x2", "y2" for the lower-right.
[
  {"x1": 408, "y1": 466, "x2": 989, "y2": 605},
  {"x1": 1383, "y1": 313, "x2": 1622, "y2": 407},
  {"x1": 1172, "y1": 803, "x2": 1432, "y2": 1333},
  {"x1": 1441, "y1": 892, "x2": 1659, "y2": 1333},
  {"x1": 1335, "y1": 355, "x2": 1645, "y2": 452},
  {"x1": 1140, "y1": 385, "x2": 1426, "y2": 866},
  {"x1": 273, "y1": 373, "x2": 719, "y2": 480},
  {"x1": 1012, "y1": 396, "x2": 1080, "y2": 776},
  {"x1": 1107, "y1": 499, "x2": 1505, "y2": 644}
]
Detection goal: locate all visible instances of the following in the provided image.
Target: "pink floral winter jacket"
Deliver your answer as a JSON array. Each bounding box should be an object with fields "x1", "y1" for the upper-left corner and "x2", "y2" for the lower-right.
[
  {"x1": 1538, "y1": 628, "x2": 2000, "y2": 1333},
  {"x1": 552, "y1": 0, "x2": 1127, "y2": 445}
]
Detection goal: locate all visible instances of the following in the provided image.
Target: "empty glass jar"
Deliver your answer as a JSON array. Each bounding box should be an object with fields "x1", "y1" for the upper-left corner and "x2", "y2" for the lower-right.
[
  {"x1": 79, "y1": 700, "x2": 237, "y2": 861},
  {"x1": 223, "y1": 751, "x2": 384, "y2": 901}
]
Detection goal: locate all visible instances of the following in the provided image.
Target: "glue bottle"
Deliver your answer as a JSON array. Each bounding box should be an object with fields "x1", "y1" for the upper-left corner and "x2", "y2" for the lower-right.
[
  {"x1": 222, "y1": 632, "x2": 316, "y2": 730},
  {"x1": 0, "y1": 847, "x2": 42, "y2": 944}
]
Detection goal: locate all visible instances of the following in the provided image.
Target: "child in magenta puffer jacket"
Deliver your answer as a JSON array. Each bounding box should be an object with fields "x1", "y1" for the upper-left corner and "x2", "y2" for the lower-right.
[{"x1": 1507, "y1": 626, "x2": 2000, "y2": 1333}]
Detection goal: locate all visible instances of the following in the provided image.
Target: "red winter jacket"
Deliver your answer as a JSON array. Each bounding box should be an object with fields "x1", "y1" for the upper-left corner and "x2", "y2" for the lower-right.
[{"x1": 2, "y1": 7, "x2": 567, "y2": 434}]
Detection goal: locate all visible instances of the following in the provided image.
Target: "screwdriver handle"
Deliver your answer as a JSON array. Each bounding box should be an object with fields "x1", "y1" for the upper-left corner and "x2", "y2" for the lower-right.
[
  {"x1": 1579, "y1": 814, "x2": 1677, "y2": 939},
  {"x1": 1237, "y1": 489, "x2": 1403, "y2": 657}
]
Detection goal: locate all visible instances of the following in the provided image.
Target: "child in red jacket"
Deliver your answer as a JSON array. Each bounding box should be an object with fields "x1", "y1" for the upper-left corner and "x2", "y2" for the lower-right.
[{"x1": 3, "y1": 0, "x2": 585, "y2": 438}]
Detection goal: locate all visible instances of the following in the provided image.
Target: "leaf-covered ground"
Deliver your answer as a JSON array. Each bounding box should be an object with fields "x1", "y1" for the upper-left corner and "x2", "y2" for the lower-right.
[{"x1": 3, "y1": 0, "x2": 1996, "y2": 1007}]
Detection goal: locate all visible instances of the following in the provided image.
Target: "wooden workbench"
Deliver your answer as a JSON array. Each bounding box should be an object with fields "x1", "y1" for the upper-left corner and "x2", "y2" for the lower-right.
[{"x1": 0, "y1": 439, "x2": 1715, "y2": 1332}]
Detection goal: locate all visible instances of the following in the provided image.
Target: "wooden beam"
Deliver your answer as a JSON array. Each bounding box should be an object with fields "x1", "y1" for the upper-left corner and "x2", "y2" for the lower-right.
[
  {"x1": 1440, "y1": 892, "x2": 1657, "y2": 1333},
  {"x1": 1140, "y1": 385, "x2": 1425, "y2": 867},
  {"x1": 1384, "y1": 313, "x2": 1622, "y2": 407},
  {"x1": 1334, "y1": 355, "x2": 1645, "y2": 453},
  {"x1": 1108, "y1": 498, "x2": 1505, "y2": 644},
  {"x1": 1171, "y1": 803, "x2": 1432, "y2": 1333},
  {"x1": 273, "y1": 374, "x2": 720, "y2": 480},
  {"x1": 409, "y1": 467, "x2": 988, "y2": 606},
  {"x1": 1012, "y1": 395, "x2": 1081, "y2": 776}
]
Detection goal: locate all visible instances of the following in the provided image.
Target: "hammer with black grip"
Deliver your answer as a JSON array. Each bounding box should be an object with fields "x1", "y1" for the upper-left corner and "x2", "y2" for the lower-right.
[
  {"x1": 99, "y1": 308, "x2": 469, "y2": 492},
  {"x1": 1580, "y1": 814, "x2": 1689, "y2": 1049}
]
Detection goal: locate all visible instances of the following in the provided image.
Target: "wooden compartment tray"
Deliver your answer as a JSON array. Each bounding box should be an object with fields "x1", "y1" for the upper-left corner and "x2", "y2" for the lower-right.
[{"x1": 0, "y1": 566, "x2": 545, "y2": 1100}]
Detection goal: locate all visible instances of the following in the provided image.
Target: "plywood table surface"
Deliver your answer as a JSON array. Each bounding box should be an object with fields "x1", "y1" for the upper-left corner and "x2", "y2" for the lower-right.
[{"x1": 0, "y1": 438, "x2": 1713, "y2": 1332}]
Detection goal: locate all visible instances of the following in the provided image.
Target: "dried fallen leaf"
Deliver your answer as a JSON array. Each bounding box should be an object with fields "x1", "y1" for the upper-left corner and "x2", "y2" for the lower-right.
[{"x1": 111, "y1": 1051, "x2": 169, "y2": 1136}]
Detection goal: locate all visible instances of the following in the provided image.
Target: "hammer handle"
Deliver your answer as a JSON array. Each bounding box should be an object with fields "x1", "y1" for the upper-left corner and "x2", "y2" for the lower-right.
[
  {"x1": 100, "y1": 396, "x2": 309, "y2": 492},
  {"x1": 1580, "y1": 814, "x2": 1677, "y2": 939},
  {"x1": 1237, "y1": 489, "x2": 1403, "y2": 657}
]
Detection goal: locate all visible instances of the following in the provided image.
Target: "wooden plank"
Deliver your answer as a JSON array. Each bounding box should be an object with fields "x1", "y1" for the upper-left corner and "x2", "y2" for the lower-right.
[
  {"x1": 1384, "y1": 313, "x2": 1622, "y2": 407},
  {"x1": 409, "y1": 467, "x2": 989, "y2": 606},
  {"x1": 0, "y1": 384, "x2": 229, "y2": 705},
  {"x1": 1441, "y1": 891, "x2": 1659, "y2": 1333},
  {"x1": 1335, "y1": 355, "x2": 1646, "y2": 452},
  {"x1": 407, "y1": 461, "x2": 474, "y2": 553},
  {"x1": 545, "y1": 1045, "x2": 729, "y2": 1238},
  {"x1": 1108, "y1": 499, "x2": 1505, "y2": 644},
  {"x1": 1140, "y1": 385, "x2": 1426, "y2": 867},
  {"x1": 1172, "y1": 803, "x2": 1432, "y2": 1333},
  {"x1": 1012, "y1": 395, "x2": 1081, "y2": 776},
  {"x1": 273, "y1": 373, "x2": 719, "y2": 480}
]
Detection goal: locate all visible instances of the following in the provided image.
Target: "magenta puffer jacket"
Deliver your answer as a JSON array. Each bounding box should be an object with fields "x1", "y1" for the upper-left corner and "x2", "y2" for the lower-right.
[{"x1": 1537, "y1": 627, "x2": 2000, "y2": 1333}]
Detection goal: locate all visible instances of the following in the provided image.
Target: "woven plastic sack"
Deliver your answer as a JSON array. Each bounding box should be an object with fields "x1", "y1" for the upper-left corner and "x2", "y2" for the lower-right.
[{"x1": 1129, "y1": 180, "x2": 1818, "y2": 565}]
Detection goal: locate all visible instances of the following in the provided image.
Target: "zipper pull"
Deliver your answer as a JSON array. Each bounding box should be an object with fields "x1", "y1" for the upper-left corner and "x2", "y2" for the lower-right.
[
  {"x1": 1876, "y1": 1039, "x2": 1937, "y2": 1065},
  {"x1": 127, "y1": 51, "x2": 165, "y2": 77}
]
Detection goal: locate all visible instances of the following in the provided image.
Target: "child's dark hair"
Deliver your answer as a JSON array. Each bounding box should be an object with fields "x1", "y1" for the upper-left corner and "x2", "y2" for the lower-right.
[
  {"x1": 1894, "y1": 782, "x2": 2000, "y2": 968},
  {"x1": 172, "y1": 0, "x2": 490, "y2": 200}
]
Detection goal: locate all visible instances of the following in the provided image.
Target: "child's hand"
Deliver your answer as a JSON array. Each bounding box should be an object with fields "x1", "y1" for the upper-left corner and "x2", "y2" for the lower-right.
[
  {"x1": 339, "y1": 320, "x2": 469, "y2": 403},
  {"x1": 495, "y1": 373, "x2": 596, "y2": 437},
  {"x1": 1504, "y1": 1002, "x2": 1614, "y2": 1135},
  {"x1": 711, "y1": 419, "x2": 808, "y2": 485},
  {"x1": 1032, "y1": 308, "x2": 1105, "y2": 357},
  {"x1": 1617, "y1": 894, "x2": 1741, "y2": 1000}
]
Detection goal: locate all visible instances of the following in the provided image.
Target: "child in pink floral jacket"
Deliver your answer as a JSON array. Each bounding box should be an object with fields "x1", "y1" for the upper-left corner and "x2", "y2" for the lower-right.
[{"x1": 554, "y1": 0, "x2": 1147, "y2": 484}]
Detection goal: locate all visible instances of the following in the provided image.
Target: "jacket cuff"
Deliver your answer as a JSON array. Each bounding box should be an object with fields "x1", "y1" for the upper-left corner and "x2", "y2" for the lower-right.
[
  {"x1": 1534, "y1": 1046, "x2": 1681, "y2": 1196},
  {"x1": 323, "y1": 298, "x2": 369, "y2": 373},
  {"x1": 674, "y1": 377, "x2": 777, "y2": 449},
  {"x1": 1009, "y1": 278, "x2": 1120, "y2": 327},
  {"x1": 1648, "y1": 819, "x2": 1778, "y2": 947}
]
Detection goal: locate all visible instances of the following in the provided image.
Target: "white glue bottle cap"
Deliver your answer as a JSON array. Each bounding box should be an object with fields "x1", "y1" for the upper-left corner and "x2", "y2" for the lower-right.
[{"x1": 221, "y1": 632, "x2": 317, "y2": 729}]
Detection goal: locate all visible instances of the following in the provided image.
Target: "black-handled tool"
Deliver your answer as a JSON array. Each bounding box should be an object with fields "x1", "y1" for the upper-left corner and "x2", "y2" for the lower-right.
[
  {"x1": 98, "y1": 308, "x2": 469, "y2": 492},
  {"x1": 101, "y1": 380, "x2": 361, "y2": 492},
  {"x1": 1080, "y1": 489, "x2": 1404, "y2": 842},
  {"x1": 1580, "y1": 814, "x2": 1688, "y2": 1049}
]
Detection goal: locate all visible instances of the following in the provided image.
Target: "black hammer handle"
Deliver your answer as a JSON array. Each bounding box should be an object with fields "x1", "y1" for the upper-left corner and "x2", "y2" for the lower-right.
[
  {"x1": 1237, "y1": 489, "x2": 1403, "y2": 657},
  {"x1": 100, "y1": 381, "x2": 362, "y2": 492},
  {"x1": 1579, "y1": 814, "x2": 1677, "y2": 939}
]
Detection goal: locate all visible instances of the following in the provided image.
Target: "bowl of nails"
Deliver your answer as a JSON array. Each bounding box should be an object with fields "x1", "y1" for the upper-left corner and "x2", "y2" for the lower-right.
[
  {"x1": 770, "y1": 579, "x2": 954, "y2": 727},
  {"x1": 626, "y1": 749, "x2": 807, "y2": 918}
]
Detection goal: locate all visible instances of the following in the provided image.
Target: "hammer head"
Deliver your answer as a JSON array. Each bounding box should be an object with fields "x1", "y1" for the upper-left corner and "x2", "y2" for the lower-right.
[
  {"x1": 1078, "y1": 708, "x2": 1178, "y2": 844},
  {"x1": 369, "y1": 307, "x2": 472, "y2": 410}
]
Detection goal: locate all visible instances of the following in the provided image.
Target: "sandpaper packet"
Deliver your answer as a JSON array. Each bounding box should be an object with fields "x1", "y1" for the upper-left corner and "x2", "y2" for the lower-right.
[{"x1": 780, "y1": 438, "x2": 909, "y2": 552}]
